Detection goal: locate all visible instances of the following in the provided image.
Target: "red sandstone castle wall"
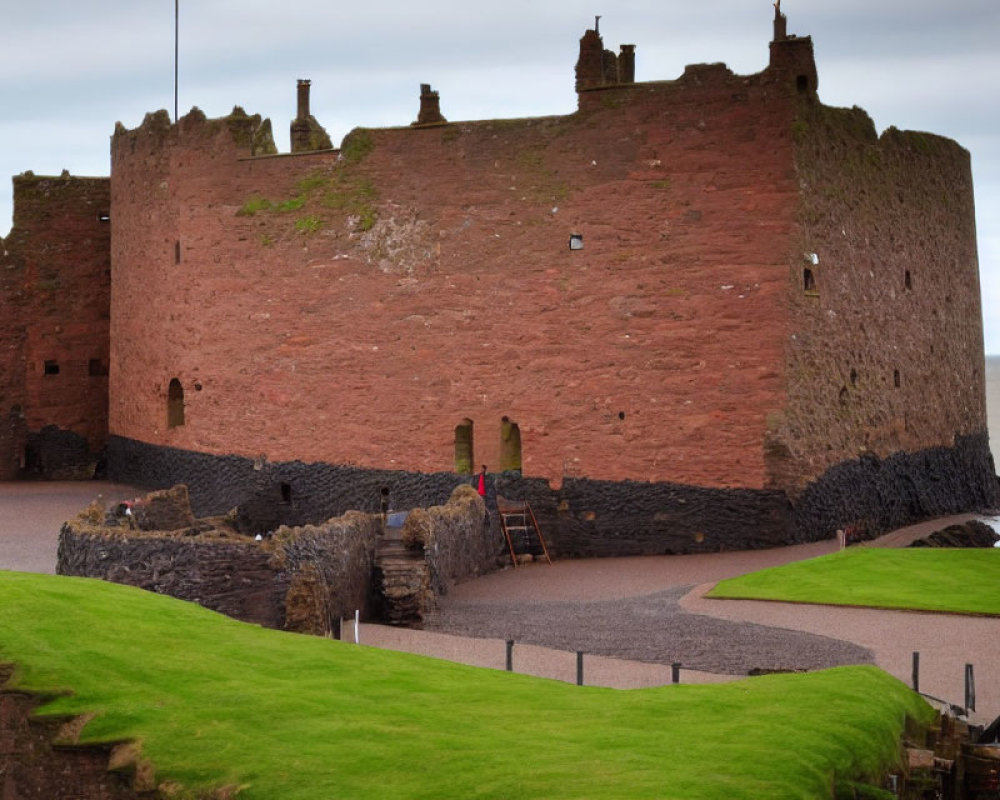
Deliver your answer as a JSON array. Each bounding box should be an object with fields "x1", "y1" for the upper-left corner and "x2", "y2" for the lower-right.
[
  {"x1": 765, "y1": 103, "x2": 988, "y2": 491},
  {"x1": 110, "y1": 64, "x2": 801, "y2": 490},
  {"x1": 0, "y1": 174, "x2": 110, "y2": 479}
]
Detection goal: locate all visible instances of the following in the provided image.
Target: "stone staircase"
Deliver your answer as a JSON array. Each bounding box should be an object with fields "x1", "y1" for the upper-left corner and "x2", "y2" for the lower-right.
[{"x1": 374, "y1": 524, "x2": 432, "y2": 627}]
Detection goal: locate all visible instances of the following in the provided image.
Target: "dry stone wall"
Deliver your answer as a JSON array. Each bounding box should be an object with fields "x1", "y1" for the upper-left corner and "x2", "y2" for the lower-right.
[
  {"x1": 409, "y1": 484, "x2": 504, "y2": 595},
  {"x1": 57, "y1": 486, "x2": 382, "y2": 634}
]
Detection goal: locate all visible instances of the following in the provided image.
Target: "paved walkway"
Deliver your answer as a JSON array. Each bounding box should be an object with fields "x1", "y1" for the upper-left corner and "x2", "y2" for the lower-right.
[
  {"x1": 1, "y1": 483, "x2": 996, "y2": 722},
  {"x1": 0, "y1": 481, "x2": 140, "y2": 575}
]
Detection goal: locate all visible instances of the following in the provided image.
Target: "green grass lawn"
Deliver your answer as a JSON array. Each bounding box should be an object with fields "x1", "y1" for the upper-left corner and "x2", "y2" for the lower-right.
[
  {"x1": 0, "y1": 570, "x2": 932, "y2": 799},
  {"x1": 708, "y1": 547, "x2": 1000, "y2": 615}
]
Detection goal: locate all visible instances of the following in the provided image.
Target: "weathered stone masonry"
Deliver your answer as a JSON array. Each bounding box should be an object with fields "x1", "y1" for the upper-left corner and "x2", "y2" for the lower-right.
[
  {"x1": 0, "y1": 173, "x2": 111, "y2": 480},
  {"x1": 57, "y1": 482, "x2": 498, "y2": 630},
  {"x1": 7, "y1": 9, "x2": 999, "y2": 553}
]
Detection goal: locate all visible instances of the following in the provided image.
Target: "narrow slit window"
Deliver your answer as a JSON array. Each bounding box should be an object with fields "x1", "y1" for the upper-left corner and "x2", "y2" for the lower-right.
[
  {"x1": 803, "y1": 267, "x2": 817, "y2": 293},
  {"x1": 454, "y1": 418, "x2": 474, "y2": 475},
  {"x1": 167, "y1": 378, "x2": 185, "y2": 428},
  {"x1": 499, "y1": 415, "x2": 522, "y2": 472},
  {"x1": 44, "y1": 360, "x2": 60, "y2": 375}
]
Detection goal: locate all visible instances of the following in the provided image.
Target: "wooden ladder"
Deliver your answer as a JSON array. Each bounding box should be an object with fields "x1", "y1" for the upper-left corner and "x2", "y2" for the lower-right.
[{"x1": 496, "y1": 495, "x2": 552, "y2": 567}]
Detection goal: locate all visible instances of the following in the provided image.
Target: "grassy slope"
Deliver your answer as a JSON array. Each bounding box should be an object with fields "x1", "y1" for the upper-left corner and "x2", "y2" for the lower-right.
[
  {"x1": 0, "y1": 570, "x2": 932, "y2": 799},
  {"x1": 707, "y1": 548, "x2": 1000, "y2": 615}
]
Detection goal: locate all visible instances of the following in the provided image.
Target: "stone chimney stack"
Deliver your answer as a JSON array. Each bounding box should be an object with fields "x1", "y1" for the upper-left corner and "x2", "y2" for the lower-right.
[
  {"x1": 773, "y1": 0, "x2": 788, "y2": 42},
  {"x1": 412, "y1": 84, "x2": 447, "y2": 126},
  {"x1": 296, "y1": 79, "x2": 311, "y2": 119},
  {"x1": 290, "y1": 79, "x2": 333, "y2": 153},
  {"x1": 575, "y1": 28, "x2": 605, "y2": 92},
  {"x1": 619, "y1": 44, "x2": 636, "y2": 84}
]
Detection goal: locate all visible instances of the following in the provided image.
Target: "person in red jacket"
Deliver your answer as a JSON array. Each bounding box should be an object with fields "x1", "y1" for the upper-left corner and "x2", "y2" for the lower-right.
[{"x1": 477, "y1": 465, "x2": 487, "y2": 497}]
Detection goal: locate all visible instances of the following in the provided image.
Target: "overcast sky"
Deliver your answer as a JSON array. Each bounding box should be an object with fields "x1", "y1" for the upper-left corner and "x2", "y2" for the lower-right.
[{"x1": 2, "y1": 1, "x2": 997, "y2": 349}]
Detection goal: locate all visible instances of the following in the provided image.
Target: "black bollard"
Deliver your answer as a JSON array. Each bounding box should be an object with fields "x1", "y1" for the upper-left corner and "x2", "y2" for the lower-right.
[
  {"x1": 506, "y1": 640, "x2": 514, "y2": 672},
  {"x1": 577, "y1": 651, "x2": 584, "y2": 686},
  {"x1": 672, "y1": 662, "x2": 681, "y2": 684},
  {"x1": 912, "y1": 651, "x2": 919, "y2": 693},
  {"x1": 965, "y1": 663, "x2": 976, "y2": 712}
]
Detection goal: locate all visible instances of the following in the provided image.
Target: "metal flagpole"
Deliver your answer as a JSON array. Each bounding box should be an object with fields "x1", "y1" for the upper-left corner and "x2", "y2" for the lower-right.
[{"x1": 174, "y1": 0, "x2": 179, "y2": 121}]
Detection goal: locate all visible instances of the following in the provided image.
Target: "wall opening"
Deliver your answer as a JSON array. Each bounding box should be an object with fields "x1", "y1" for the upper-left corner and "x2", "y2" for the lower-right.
[
  {"x1": 850, "y1": 368, "x2": 858, "y2": 388},
  {"x1": 803, "y1": 267, "x2": 817, "y2": 293},
  {"x1": 43, "y1": 360, "x2": 60, "y2": 376},
  {"x1": 499, "y1": 415, "x2": 522, "y2": 472},
  {"x1": 280, "y1": 482, "x2": 293, "y2": 505},
  {"x1": 174, "y1": 240, "x2": 181, "y2": 264},
  {"x1": 893, "y1": 369, "x2": 901, "y2": 388},
  {"x1": 454, "y1": 418, "x2": 474, "y2": 474},
  {"x1": 796, "y1": 75, "x2": 809, "y2": 93},
  {"x1": 839, "y1": 386, "x2": 848, "y2": 407},
  {"x1": 97, "y1": 212, "x2": 110, "y2": 223},
  {"x1": 88, "y1": 358, "x2": 108, "y2": 377},
  {"x1": 167, "y1": 378, "x2": 185, "y2": 428},
  {"x1": 569, "y1": 233, "x2": 584, "y2": 251},
  {"x1": 904, "y1": 270, "x2": 912, "y2": 291}
]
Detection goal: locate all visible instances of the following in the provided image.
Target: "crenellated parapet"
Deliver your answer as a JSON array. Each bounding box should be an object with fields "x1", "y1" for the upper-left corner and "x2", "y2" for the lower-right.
[{"x1": 112, "y1": 106, "x2": 277, "y2": 161}]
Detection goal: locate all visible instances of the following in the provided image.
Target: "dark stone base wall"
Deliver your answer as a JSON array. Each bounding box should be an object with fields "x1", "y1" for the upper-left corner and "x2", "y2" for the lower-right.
[
  {"x1": 107, "y1": 435, "x2": 462, "y2": 527},
  {"x1": 492, "y1": 475, "x2": 793, "y2": 557},
  {"x1": 792, "y1": 433, "x2": 999, "y2": 541},
  {"x1": 107, "y1": 434, "x2": 998, "y2": 558}
]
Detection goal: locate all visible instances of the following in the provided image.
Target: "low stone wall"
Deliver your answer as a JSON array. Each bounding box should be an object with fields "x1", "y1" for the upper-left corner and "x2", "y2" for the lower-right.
[
  {"x1": 57, "y1": 487, "x2": 382, "y2": 635},
  {"x1": 402, "y1": 484, "x2": 504, "y2": 597},
  {"x1": 58, "y1": 528, "x2": 290, "y2": 628},
  {"x1": 270, "y1": 512, "x2": 382, "y2": 635}
]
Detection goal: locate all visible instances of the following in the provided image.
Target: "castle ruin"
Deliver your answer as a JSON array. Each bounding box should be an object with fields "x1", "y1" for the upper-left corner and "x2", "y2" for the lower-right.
[{"x1": 2, "y1": 8, "x2": 995, "y2": 555}]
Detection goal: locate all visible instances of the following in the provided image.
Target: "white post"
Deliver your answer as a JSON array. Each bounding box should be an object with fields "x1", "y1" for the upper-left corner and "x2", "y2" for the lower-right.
[{"x1": 354, "y1": 609, "x2": 360, "y2": 644}]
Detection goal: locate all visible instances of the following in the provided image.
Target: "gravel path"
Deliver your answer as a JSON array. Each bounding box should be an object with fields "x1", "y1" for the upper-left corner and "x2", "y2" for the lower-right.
[{"x1": 425, "y1": 586, "x2": 873, "y2": 675}]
